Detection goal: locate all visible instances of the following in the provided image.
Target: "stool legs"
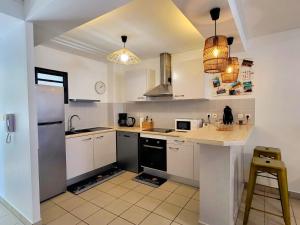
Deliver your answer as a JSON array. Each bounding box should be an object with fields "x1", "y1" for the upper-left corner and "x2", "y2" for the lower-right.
[
  {"x1": 278, "y1": 168, "x2": 291, "y2": 225},
  {"x1": 243, "y1": 164, "x2": 257, "y2": 225}
]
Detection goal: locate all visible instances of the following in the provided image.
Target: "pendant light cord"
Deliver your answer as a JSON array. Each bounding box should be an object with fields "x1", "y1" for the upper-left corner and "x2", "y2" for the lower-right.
[{"x1": 214, "y1": 20, "x2": 217, "y2": 37}]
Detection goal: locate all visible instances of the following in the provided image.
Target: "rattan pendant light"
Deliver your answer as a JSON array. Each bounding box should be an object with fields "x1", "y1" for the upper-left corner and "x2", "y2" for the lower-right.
[
  {"x1": 221, "y1": 37, "x2": 239, "y2": 83},
  {"x1": 203, "y1": 8, "x2": 228, "y2": 73},
  {"x1": 107, "y1": 35, "x2": 141, "y2": 65}
]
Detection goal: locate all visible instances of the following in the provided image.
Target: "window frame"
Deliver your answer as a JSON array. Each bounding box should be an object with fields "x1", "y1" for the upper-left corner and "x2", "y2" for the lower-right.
[{"x1": 35, "y1": 67, "x2": 69, "y2": 104}]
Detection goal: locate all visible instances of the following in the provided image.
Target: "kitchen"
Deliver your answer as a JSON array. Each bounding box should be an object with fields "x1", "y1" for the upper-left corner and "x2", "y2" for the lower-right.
[{"x1": 0, "y1": 1, "x2": 300, "y2": 225}]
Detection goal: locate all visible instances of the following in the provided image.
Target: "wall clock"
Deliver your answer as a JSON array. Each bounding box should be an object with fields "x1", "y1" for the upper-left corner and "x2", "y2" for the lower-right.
[{"x1": 95, "y1": 81, "x2": 106, "y2": 95}]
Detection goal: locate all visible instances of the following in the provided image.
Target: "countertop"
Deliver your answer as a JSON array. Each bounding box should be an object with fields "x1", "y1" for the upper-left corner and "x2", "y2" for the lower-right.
[{"x1": 66, "y1": 125, "x2": 254, "y2": 146}]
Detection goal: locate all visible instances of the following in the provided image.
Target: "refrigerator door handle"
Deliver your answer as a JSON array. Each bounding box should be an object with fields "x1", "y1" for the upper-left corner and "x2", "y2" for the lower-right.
[{"x1": 38, "y1": 121, "x2": 63, "y2": 126}]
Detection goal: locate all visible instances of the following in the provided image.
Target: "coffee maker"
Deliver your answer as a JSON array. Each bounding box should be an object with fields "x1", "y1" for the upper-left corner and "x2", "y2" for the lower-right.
[{"x1": 118, "y1": 113, "x2": 136, "y2": 127}]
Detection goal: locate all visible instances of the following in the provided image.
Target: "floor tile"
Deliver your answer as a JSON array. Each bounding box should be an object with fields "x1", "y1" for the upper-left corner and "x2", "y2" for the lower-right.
[
  {"x1": 41, "y1": 205, "x2": 67, "y2": 224},
  {"x1": 174, "y1": 185, "x2": 197, "y2": 198},
  {"x1": 174, "y1": 209, "x2": 199, "y2": 225},
  {"x1": 47, "y1": 213, "x2": 80, "y2": 225},
  {"x1": 165, "y1": 193, "x2": 189, "y2": 207},
  {"x1": 154, "y1": 202, "x2": 182, "y2": 220},
  {"x1": 265, "y1": 214, "x2": 297, "y2": 225},
  {"x1": 104, "y1": 199, "x2": 132, "y2": 215},
  {"x1": 140, "y1": 213, "x2": 172, "y2": 225},
  {"x1": 184, "y1": 199, "x2": 199, "y2": 213},
  {"x1": 120, "y1": 190, "x2": 145, "y2": 204},
  {"x1": 84, "y1": 209, "x2": 116, "y2": 225},
  {"x1": 108, "y1": 176, "x2": 127, "y2": 185},
  {"x1": 120, "y1": 205, "x2": 150, "y2": 224},
  {"x1": 51, "y1": 192, "x2": 74, "y2": 204},
  {"x1": 41, "y1": 200, "x2": 55, "y2": 212},
  {"x1": 238, "y1": 210, "x2": 265, "y2": 225},
  {"x1": 159, "y1": 181, "x2": 180, "y2": 192},
  {"x1": 251, "y1": 195, "x2": 265, "y2": 211},
  {"x1": 291, "y1": 198, "x2": 300, "y2": 219},
  {"x1": 120, "y1": 180, "x2": 140, "y2": 189},
  {"x1": 118, "y1": 171, "x2": 138, "y2": 180},
  {"x1": 133, "y1": 184, "x2": 154, "y2": 195},
  {"x1": 0, "y1": 213, "x2": 21, "y2": 225},
  {"x1": 148, "y1": 189, "x2": 171, "y2": 201},
  {"x1": 79, "y1": 188, "x2": 102, "y2": 201},
  {"x1": 90, "y1": 192, "x2": 116, "y2": 208},
  {"x1": 170, "y1": 222, "x2": 181, "y2": 225},
  {"x1": 77, "y1": 222, "x2": 88, "y2": 225},
  {"x1": 191, "y1": 191, "x2": 199, "y2": 201},
  {"x1": 95, "y1": 182, "x2": 117, "y2": 193},
  {"x1": 135, "y1": 196, "x2": 162, "y2": 211},
  {"x1": 109, "y1": 217, "x2": 134, "y2": 225},
  {"x1": 0, "y1": 204, "x2": 9, "y2": 218},
  {"x1": 106, "y1": 186, "x2": 130, "y2": 198},
  {"x1": 57, "y1": 196, "x2": 86, "y2": 211},
  {"x1": 70, "y1": 202, "x2": 100, "y2": 220}
]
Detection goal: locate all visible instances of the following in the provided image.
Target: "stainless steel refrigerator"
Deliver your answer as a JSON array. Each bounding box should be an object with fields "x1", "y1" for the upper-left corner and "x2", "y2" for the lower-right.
[{"x1": 36, "y1": 85, "x2": 66, "y2": 202}]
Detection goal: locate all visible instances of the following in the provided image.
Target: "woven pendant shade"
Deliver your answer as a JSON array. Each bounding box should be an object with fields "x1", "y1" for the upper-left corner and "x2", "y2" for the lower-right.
[
  {"x1": 221, "y1": 57, "x2": 239, "y2": 83},
  {"x1": 203, "y1": 35, "x2": 228, "y2": 73},
  {"x1": 107, "y1": 48, "x2": 140, "y2": 65}
]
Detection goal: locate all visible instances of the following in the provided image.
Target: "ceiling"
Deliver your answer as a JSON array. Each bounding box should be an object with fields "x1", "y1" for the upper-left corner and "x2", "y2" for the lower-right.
[
  {"x1": 234, "y1": 0, "x2": 300, "y2": 39},
  {"x1": 44, "y1": 0, "x2": 204, "y2": 61}
]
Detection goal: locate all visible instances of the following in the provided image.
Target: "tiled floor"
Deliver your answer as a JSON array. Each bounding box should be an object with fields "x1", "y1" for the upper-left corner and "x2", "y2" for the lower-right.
[{"x1": 1, "y1": 171, "x2": 300, "y2": 225}]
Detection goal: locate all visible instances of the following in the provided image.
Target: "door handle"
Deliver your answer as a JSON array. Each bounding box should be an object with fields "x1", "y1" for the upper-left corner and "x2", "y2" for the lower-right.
[
  {"x1": 143, "y1": 144, "x2": 164, "y2": 150},
  {"x1": 168, "y1": 147, "x2": 179, "y2": 151},
  {"x1": 123, "y1": 135, "x2": 131, "y2": 138},
  {"x1": 82, "y1": 137, "x2": 92, "y2": 141}
]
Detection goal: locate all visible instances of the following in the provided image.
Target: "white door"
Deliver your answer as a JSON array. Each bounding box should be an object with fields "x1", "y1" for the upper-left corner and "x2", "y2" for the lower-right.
[
  {"x1": 193, "y1": 143, "x2": 200, "y2": 181},
  {"x1": 167, "y1": 140, "x2": 194, "y2": 179},
  {"x1": 172, "y1": 59, "x2": 206, "y2": 100},
  {"x1": 93, "y1": 131, "x2": 116, "y2": 169},
  {"x1": 66, "y1": 135, "x2": 94, "y2": 179}
]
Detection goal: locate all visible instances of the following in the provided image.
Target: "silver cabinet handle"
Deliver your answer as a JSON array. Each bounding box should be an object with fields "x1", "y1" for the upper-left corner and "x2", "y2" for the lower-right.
[
  {"x1": 82, "y1": 137, "x2": 92, "y2": 141},
  {"x1": 174, "y1": 139, "x2": 184, "y2": 143},
  {"x1": 137, "y1": 96, "x2": 145, "y2": 99},
  {"x1": 174, "y1": 94, "x2": 184, "y2": 97},
  {"x1": 96, "y1": 136, "x2": 104, "y2": 139},
  {"x1": 168, "y1": 147, "x2": 179, "y2": 151}
]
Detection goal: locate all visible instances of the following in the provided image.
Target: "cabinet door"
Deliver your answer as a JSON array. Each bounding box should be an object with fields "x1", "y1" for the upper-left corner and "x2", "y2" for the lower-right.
[
  {"x1": 193, "y1": 143, "x2": 200, "y2": 181},
  {"x1": 172, "y1": 59, "x2": 206, "y2": 100},
  {"x1": 66, "y1": 135, "x2": 94, "y2": 180},
  {"x1": 125, "y1": 69, "x2": 155, "y2": 101},
  {"x1": 93, "y1": 131, "x2": 116, "y2": 169},
  {"x1": 167, "y1": 140, "x2": 194, "y2": 179}
]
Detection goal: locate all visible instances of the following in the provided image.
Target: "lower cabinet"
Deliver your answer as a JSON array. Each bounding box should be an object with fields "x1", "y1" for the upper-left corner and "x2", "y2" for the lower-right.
[
  {"x1": 66, "y1": 135, "x2": 94, "y2": 180},
  {"x1": 66, "y1": 131, "x2": 116, "y2": 180},
  {"x1": 93, "y1": 131, "x2": 116, "y2": 169},
  {"x1": 193, "y1": 143, "x2": 200, "y2": 181},
  {"x1": 167, "y1": 138, "x2": 194, "y2": 180}
]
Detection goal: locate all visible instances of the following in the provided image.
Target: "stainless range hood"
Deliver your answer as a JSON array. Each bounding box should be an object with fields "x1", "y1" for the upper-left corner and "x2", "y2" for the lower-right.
[{"x1": 144, "y1": 53, "x2": 172, "y2": 97}]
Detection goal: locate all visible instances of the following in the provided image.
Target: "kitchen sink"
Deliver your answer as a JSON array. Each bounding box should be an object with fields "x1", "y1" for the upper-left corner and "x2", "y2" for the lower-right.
[{"x1": 65, "y1": 127, "x2": 112, "y2": 135}]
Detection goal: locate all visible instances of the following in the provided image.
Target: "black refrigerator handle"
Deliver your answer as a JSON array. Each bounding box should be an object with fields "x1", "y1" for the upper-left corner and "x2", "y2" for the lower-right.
[{"x1": 38, "y1": 121, "x2": 63, "y2": 126}]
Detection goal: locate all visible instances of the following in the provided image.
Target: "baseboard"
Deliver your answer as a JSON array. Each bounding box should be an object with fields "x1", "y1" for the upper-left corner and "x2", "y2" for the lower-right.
[{"x1": 0, "y1": 196, "x2": 42, "y2": 225}]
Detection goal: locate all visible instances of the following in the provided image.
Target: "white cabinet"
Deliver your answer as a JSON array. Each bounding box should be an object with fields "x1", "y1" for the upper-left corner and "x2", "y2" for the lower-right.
[
  {"x1": 66, "y1": 131, "x2": 116, "y2": 180},
  {"x1": 172, "y1": 59, "x2": 207, "y2": 100},
  {"x1": 66, "y1": 135, "x2": 94, "y2": 179},
  {"x1": 193, "y1": 143, "x2": 200, "y2": 181},
  {"x1": 93, "y1": 131, "x2": 116, "y2": 169},
  {"x1": 125, "y1": 69, "x2": 155, "y2": 101},
  {"x1": 167, "y1": 138, "x2": 194, "y2": 180}
]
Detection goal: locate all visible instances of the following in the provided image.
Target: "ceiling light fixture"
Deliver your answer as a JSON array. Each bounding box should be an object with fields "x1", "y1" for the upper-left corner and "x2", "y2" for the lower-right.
[
  {"x1": 107, "y1": 35, "x2": 141, "y2": 65},
  {"x1": 203, "y1": 8, "x2": 228, "y2": 73},
  {"x1": 221, "y1": 37, "x2": 239, "y2": 83}
]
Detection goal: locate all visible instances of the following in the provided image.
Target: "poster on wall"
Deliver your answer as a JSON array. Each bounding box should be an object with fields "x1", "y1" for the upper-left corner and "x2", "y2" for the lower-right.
[{"x1": 211, "y1": 59, "x2": 254, "y2": 97}]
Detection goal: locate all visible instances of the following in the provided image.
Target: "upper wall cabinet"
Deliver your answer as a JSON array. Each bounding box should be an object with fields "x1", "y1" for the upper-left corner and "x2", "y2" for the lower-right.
[
  {"x1": 68, "y1": 65, "x2": 107, "y2": 102},
  {"x1": 172, "y1": 59, "x2": 208, "y2": 100},
  {"x1": 125, "y1": 69, "x2": 155, "y2": 102}
]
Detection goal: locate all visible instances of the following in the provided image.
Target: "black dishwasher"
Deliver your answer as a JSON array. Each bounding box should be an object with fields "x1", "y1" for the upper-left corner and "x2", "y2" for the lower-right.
[{"x1": 117, "y1": 131, "x2": 142, "y2": 173}]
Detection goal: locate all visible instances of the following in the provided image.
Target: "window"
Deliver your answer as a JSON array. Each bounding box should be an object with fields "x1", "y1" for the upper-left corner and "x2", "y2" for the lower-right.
[{"x1": 35, "y1": 67, "x2": 69, "y2": 104}]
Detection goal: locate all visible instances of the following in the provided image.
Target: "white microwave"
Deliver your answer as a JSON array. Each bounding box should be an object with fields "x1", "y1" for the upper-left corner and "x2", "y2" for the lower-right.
[{"x1": 175, "y1": 119, "x2": 199, "y2": 132}]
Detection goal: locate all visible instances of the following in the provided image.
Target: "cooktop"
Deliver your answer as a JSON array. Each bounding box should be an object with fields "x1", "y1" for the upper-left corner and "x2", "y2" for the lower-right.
[{"x1": 146, "y1": 128, "x2": 174, "y2": 133}]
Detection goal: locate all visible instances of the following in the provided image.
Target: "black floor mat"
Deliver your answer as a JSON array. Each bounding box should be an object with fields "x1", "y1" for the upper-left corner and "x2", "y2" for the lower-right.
[
  {"x1": 134, "y1": 173, "x2": 167, "y2": 188},
  {"x1": 67, "y1": 167, "x2": 124, "y2": 194}
]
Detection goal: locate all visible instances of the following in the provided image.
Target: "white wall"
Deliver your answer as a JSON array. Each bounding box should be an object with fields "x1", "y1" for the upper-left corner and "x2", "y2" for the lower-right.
[
  {"x1": 35, "y1": 45, "x2": 110, "y2": 130},
  {"x1": 0, "y1": 15, "x2": 40, "y2": 224},
  {"x1": 244, "y1": 29, "x2": 300, "y2": 193}
]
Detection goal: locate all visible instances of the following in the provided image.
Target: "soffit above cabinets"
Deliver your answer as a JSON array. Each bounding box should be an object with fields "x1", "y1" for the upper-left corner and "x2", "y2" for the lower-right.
[{"x1": 43, "y1": 0, "x2": 204, "y2": 62}]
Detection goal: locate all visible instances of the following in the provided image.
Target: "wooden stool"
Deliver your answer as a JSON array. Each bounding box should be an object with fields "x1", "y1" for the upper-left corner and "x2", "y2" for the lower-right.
[
  {"x1": 253, "y1": 146, "x2": 281, "y2": 160},
  {"x1": 243, "y1": 157, "x2": 290, "y2": 225}
]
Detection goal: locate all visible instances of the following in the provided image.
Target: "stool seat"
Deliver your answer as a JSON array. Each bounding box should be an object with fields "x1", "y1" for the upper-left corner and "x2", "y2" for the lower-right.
[
  {"x1": 254, "y1": 146, "x2": 281, "y2": 160},
  {"x1": 252, "y1": 157, "x2": 285, "y2": 170}
]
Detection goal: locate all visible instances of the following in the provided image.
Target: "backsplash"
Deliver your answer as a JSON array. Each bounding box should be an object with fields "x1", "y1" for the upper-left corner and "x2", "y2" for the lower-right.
[{"x1": 124, "y1": 99, "x2": 255, "y2": 128}]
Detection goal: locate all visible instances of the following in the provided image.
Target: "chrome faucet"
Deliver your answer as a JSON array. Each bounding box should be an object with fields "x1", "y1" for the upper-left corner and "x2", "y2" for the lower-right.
[{"x1": 68, "y1": 114, "x2": 80, "y2": 131}]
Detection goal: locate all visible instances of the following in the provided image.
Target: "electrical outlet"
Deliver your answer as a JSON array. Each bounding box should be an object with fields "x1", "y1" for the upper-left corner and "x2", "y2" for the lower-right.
[
  {"x1": 206, "y1": 113, "x2": 212, "y2": 119},
  {"x1": 245, "y1": 114, "x2": 251, "y2": 120},
  {"x1": 212, "y1": 113, "x2": 218, "y2": 119},
  {"x1": 237, "y1": 113, "x2": 244, "y2": 120}
]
